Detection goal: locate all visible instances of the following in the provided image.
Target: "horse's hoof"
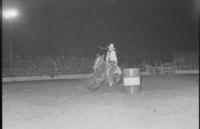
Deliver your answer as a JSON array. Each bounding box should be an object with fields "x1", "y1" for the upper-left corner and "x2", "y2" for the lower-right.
[
  {"x1": 108, "y1": 82, "x2": 113, "y2": 87},
  {"x1": 90, "y1": 87, "x2": 100, "y2": 91},
  {"x1": 87, "y1": 87, "x2": 91, "y2": 90},
  {"x1": 87, "y1": 85, "x2": 93, "y2": 89},
  {"x1": 88, "y1": 87, "x2": 95, "y2": 91},
  {"x1": 87, "y1": 84, "x2": 100, "y2": 91}
]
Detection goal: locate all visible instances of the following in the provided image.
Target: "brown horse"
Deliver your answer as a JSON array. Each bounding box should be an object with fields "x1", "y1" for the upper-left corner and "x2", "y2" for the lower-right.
[{"x1": 87, "y1": 54, "x2": 122, "y2": 91}]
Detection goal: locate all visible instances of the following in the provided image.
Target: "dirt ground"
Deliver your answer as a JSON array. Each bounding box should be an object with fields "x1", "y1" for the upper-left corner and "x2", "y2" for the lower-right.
[{"x1": 3, "y1": 75, "x2": 199, "y2": 129}]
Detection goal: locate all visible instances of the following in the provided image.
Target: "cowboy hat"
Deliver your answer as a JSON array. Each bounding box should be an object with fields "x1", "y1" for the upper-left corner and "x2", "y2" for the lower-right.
[{"x1": 107, "y1": 43, "x2": 116, "y2": 50}]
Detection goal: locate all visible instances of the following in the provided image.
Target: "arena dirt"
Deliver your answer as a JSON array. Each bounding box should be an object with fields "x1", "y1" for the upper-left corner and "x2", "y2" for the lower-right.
[{"x1": 3, "y1": 75, "x2": 199, "y2": 129}]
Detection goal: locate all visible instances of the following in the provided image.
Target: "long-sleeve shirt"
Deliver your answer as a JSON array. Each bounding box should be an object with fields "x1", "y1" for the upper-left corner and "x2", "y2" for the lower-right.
[{"x1": 106, "y1": 50, "x2": 117, "y2": 64}]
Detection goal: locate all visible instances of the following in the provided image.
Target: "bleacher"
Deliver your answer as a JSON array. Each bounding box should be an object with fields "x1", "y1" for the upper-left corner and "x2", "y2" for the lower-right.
[
  {"x1": 140, "y1": 52, "x2": 199, "y2": 75},
  {"x1": 2, "y1": 56, "x2": 94, "y2": 77},
  {"x1": 2, "y1": 52, "x2": 199, "y2": 77}
]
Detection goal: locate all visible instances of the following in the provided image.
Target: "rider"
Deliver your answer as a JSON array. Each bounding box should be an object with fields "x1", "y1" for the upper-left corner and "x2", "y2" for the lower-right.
[
  {"x1": 106, "y1": 43, "x2": 119, "y2": 86},
  {"x1": 106, "y1": 43, "x2": 118, "y2": 65}
]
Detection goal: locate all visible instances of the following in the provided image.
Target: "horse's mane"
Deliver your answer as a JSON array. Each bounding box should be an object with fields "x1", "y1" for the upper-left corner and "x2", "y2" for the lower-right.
[{"x1": 93, "y1": 54, "x2": 106, "y2": 74}]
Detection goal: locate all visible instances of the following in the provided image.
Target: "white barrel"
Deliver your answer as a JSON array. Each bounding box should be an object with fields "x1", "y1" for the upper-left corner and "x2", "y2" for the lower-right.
[{"x1": 123, "y1": 68, "x2": 141, "y2": 94}]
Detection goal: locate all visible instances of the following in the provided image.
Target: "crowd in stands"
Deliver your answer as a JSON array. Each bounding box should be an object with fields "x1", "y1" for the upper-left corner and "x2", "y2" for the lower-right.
[
  {"x1": 173, "y1": 52, "x2": 199, "y2": 70},
  {"x1": 139, "y1": 52, "x2": 199, "y2": 74},
  {"x1": 2, "y1": 52, "x2": 199, "y2": 77},
  {"x1": 2, "y1": 56, "x2": 94, "y2": 77}
]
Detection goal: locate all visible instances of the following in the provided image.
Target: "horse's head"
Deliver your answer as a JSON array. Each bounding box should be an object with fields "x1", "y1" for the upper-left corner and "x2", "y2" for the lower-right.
[{"x1": 93, "y1": 54, "x2": 106, "y2": 73}]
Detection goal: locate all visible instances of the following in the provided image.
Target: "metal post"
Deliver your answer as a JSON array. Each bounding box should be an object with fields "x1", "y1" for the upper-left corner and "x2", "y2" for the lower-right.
[
  {"x1": 9, "y1": 20, "x2": 14, "y2": 81},
  {"x1": 173, "y1": 50, "x2": 177, "y2": 72}
]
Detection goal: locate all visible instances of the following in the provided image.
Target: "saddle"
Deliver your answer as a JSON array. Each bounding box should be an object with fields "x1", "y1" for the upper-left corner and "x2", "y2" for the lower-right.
[{"x1": 106, "y1": 62, "x2": 122, "y2": 76}]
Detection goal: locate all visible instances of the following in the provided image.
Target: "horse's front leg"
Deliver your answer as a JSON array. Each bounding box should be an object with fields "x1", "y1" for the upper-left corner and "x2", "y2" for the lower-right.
[
  {"x1": 106, "y1": 73, "x2": 114, "y2": 87},
  {"x1": 114, "y1": 74, "x2": 122, "y2": 86}
]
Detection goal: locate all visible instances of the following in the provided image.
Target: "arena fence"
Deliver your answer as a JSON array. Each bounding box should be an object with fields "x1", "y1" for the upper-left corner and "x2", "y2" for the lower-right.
[
  {"x1": 3, "y1": 69, "x2": 199, "y2": 83},
  {"x1": 2, "y1": 74, "x2": 93, "y2": 83},
  {"x1": 2, "y1": 53, "x2": 199, "y2": 82},
  {"x1": 141, "y1": 66, "x2": 199, "y2": 76}
]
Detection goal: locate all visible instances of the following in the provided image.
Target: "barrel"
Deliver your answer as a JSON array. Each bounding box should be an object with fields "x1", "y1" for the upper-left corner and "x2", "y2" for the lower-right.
[{"x1": 123, "y1": 68, "x2": 141, "y2": 94}]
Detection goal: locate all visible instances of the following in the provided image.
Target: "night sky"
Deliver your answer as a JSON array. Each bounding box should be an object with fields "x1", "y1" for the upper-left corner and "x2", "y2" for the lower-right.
[{"x1": 2, "y1": 0, "x2": 199, "y2": 64}]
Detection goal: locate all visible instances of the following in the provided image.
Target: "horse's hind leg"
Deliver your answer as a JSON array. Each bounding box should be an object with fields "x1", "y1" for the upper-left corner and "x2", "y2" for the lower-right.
[
  {"x1": 87, "y1": 81, "x2": 94, "y2": 90},
  {"x1": 90, "y1": 83, "x2": 101, "y2": 91},
  {"x1": 88, "y1": 78, "x2": 101, "y2": 91},
  {"x1": 87, "y1": 76, "x2": 97, "y2": 89}
]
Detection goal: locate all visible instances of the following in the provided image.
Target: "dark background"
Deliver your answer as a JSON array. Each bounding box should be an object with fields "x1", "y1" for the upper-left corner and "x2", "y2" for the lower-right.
[{"x1": 2, "y1": 0, "x2": 199, "y2": 64}]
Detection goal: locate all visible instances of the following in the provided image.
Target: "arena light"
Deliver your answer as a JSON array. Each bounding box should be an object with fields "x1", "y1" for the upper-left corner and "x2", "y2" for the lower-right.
[{"x1": 3, "y1": 9, "x2": 18, "y2": 19}]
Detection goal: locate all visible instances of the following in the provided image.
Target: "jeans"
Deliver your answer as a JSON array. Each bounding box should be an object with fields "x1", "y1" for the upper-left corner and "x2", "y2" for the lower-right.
[{"x1": 106, "y1": 61, "x2": 118, "y2": 85}]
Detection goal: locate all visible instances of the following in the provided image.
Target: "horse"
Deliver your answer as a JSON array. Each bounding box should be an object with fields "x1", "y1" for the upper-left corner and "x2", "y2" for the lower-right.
[{"x1": 87, "y1": 54, "x2": 122, "y2": 91}]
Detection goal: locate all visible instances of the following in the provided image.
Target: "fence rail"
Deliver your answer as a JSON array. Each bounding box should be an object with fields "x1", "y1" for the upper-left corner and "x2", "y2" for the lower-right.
[{"x1": 142, "y1": 66, "x2": 198, "y2": 75}]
